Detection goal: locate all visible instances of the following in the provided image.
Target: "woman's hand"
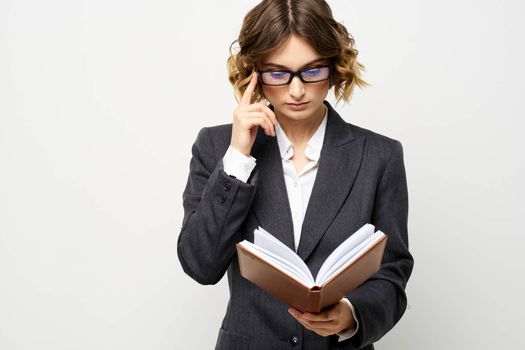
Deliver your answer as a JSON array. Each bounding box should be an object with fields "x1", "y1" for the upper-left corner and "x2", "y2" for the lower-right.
[
  {"x1": 288, "y1": 299, "x2": 357, "y2": 337},
  {"x1": 230, "y1": 71, "x2": 277, "y2": 156}
]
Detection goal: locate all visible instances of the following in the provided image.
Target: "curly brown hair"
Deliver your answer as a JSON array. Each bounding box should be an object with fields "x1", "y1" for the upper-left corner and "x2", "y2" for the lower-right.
[{"x1": 227, "y1": 0, "x2": 369, "y2": 106}]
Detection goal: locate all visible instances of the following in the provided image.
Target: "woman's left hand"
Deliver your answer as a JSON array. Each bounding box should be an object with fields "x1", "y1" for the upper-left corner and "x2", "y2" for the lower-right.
[{"x1": 288, "y1": 299, "x2": 356, "y2": 337}]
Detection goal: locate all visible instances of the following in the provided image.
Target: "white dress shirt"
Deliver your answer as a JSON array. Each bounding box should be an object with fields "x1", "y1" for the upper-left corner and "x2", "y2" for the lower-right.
[{"x1": 222, "y1": 105, "x2": 358, "y2": 342}]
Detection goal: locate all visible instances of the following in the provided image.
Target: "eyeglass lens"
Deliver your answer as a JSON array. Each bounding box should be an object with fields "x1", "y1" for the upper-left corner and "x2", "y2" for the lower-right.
[{"x1": 261, "y1": 66, "x2": 330, "y2": 85}]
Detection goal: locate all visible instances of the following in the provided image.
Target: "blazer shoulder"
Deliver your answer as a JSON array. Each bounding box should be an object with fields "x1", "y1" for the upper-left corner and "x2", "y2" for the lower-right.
[
  {"x1": 347, "y1": 122, "x2": 403, "y2": 162},
  {"x1": 205, "y1": 122, "x2": 233, "y2": 135},
  {"x1": 193, "y1": 123, "x2": 232, "y2": 161}
]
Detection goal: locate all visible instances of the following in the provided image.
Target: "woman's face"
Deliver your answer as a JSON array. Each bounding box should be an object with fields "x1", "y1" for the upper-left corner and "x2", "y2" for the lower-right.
[{"x1": 260, "y1": 34, "x2": 330, "y2": 123}]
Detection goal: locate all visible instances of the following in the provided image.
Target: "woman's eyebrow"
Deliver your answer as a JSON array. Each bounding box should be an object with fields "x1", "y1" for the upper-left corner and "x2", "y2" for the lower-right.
[{"x1": 262, "y1": 58, "x2": 327, "y2": 70}]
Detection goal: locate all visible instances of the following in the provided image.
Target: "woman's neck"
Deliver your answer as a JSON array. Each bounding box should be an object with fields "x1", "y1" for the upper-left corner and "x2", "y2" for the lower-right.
[{"x1": 277, "y1": 104, "x2": 327, "y2": 146}]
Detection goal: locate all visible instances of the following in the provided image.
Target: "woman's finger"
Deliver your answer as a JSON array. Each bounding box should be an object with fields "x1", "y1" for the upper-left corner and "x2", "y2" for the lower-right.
[
  {"x1": 240, "y1": 72, "x2": 259, "y2": 106},
  {"x1": 291, "y1": 314, "x2": 336, "y2": 336},
  {"x1": 240, "y1": 113, "x2": 275, "y2": 136},
  {"x1": 243, "y1": 104, "x2": 277, "y2": 128},
  {"x1": 260, "y1": 103, "x2": 277, "y2": 125},
  {"x1": 245, "y1": 100, "x2": 277, "y2": 126}
]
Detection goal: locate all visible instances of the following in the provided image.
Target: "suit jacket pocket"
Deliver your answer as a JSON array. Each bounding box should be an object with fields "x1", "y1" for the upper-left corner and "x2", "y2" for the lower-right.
[{"x1": 215, "y1": 327, "x2": 250, "y2": 350}]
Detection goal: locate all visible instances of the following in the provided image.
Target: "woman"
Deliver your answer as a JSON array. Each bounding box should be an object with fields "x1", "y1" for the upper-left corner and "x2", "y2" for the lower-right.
[{"x1": 177, "y1": 1, "x2": 413, "y2": 349}]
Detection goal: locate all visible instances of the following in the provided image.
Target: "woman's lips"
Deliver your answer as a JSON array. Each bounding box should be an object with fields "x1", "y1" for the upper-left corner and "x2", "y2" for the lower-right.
[{"x1": 287, "y1": 102, "x2": 310, "y2": 111}]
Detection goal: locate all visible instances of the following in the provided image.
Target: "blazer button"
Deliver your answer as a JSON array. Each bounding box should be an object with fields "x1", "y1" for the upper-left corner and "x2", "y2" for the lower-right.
[
  {"x1": 223, "y1": 182, "x2": 232, "y2": 191},
  {"x1": 288, "y1": 335, "x2": 299, "y2": 346},
  {"x1": 217, "y1": 194, "x2": 227, "y2": 204}
]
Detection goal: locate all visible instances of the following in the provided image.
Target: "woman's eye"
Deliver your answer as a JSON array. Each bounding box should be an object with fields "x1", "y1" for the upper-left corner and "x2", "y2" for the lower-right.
[
  {"x1": 270, "y1": 71, "x2": 288, "y2": 78},
  {"x1": 303, "y1": 68, "x2": 321, "y2": 76}
]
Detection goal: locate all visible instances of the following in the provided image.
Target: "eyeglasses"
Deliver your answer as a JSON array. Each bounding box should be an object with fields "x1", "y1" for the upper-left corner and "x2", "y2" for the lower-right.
[{"x1": 258, "y1": 65, "x2": 331, "y2": 86}]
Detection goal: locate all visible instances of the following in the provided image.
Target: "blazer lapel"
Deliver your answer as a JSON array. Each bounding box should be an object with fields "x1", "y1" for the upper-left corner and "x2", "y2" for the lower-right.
[
  {"x1": 249, "y1": 101, "x2": 365, "y2": 259},
  {"x1": 296, "y1": 102, "x2": 365, "y2": 262},
  {"x1": 250, "y1": 130, "x2": 295, "y2": 251}
]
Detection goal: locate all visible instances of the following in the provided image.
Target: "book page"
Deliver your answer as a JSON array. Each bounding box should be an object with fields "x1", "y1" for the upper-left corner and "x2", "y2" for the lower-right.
[
  {"x1": 238, "y1": 241, "x2": 314, "y2": 287},
  {"x1": 316, "y1": 231, "x2": 385, "y2": 286},
  {"x1": 253, "y1": 227, "x2": 314, "y2": 285},
  {"x1": 315, "y1": 223, "x2": 375, "y2": 283}
]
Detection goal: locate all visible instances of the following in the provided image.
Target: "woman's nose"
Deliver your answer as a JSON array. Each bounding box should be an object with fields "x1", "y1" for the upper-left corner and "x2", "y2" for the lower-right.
[{"x1": 288, "y1": 76, "x2": 305, "y2": 99}]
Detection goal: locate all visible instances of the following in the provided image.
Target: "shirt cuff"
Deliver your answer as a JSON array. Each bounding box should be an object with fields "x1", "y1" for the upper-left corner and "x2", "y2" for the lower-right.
[
  {"x1": 337, "y1": 298, "x2": 359, "y2": 342},
  {"x1": 222, "y1": 145, "x2": 257, "y2": 183}
]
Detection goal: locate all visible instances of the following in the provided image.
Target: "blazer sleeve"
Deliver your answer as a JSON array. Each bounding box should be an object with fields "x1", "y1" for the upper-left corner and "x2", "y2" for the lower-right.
[
  {"x1": 340, "y1": 140, "x2": 414, "y2": 349},
  {"x1": 177, "y1": 127, "x2": 259, "y2": 285}
]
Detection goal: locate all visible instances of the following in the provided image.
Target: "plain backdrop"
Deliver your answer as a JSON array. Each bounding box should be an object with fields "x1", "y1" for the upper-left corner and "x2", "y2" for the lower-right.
[{"x1": 1, "y1": 0, "x2": 524, "y2": 349}]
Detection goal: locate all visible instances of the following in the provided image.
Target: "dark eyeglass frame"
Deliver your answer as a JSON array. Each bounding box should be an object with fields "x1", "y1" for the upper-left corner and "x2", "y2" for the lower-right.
[{"x1": 258, "y1": 65, "x2": 332, "y2": 86}]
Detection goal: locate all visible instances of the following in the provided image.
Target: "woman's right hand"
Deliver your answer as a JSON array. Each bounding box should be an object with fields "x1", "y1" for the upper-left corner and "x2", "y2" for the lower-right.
[{"x1": 230, "y1": 71, "x2": 277, "y2": 156}]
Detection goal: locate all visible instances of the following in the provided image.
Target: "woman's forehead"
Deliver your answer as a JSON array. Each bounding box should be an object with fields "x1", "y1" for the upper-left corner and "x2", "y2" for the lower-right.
[{"x1": 261, "y1": 34, "x2": 324, "y2": 69}]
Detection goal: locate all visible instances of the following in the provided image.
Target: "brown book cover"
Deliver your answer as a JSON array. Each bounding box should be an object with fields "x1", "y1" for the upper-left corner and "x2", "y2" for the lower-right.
[{"x1": 236, "y1": 234, "x2": 387, "y2": 313}]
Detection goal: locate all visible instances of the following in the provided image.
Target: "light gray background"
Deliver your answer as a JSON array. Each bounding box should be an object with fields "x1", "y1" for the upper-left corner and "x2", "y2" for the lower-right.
[{"x1": 1, "y1": 0, "x2": 524, "y2": 349}]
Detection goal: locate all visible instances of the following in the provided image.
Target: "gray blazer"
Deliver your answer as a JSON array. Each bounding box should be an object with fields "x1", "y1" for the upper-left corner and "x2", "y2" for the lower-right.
[{"x1": 177, "y1": 100, "x2": 414, "y2": 350}]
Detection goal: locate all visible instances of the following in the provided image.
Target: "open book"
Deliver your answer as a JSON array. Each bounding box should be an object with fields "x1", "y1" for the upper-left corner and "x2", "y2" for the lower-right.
[{"x1": 236, "y1": 223, "x2": 387, "y2": 313}]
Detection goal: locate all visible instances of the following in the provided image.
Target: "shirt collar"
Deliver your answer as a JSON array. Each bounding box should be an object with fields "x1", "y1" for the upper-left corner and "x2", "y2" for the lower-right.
[{"x1": 274, "y1": 104, "x2": 328, "y2": 162}]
